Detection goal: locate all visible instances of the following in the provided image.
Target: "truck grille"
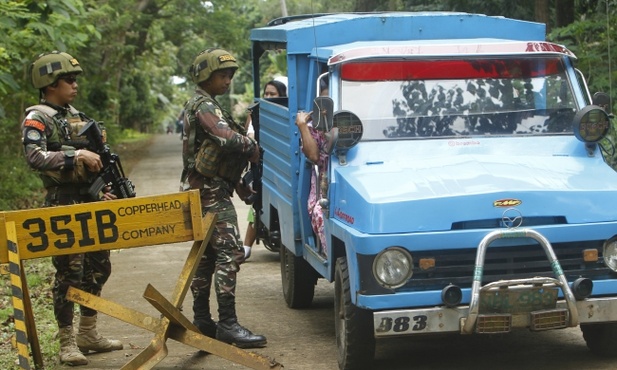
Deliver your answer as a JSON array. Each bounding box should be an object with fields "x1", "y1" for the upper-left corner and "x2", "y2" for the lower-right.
[
  {"x1": 357, "y1": 240, "x2": 613, "y2": 295},
  {"x1": 403, "y1": 241, "x2": 609, "y2": 291}
]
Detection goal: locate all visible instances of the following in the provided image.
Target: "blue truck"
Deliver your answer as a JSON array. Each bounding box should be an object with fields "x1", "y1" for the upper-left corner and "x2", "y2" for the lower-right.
[{"x1": 248, "y1": 12, "x2": 617, "y2": 369}]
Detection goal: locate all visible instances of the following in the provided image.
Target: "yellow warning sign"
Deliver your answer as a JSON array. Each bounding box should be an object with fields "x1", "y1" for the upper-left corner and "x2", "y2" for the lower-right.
[{"x1": 0, "y1": 190, "x2": 204, "y2": 263}]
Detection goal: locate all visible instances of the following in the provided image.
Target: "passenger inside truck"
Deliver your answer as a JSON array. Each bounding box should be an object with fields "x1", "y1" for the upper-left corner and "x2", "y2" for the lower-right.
[
  {"x1": 297, "y1": 77, "x2": 334, "y2": 257},
  {"x1": 261, "y1": 77, "x2": 289, "y2": 107}
]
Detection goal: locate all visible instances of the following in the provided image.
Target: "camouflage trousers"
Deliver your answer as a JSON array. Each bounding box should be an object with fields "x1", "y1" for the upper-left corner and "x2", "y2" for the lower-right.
[
  {"x1": 52, "y1": 251, "x2": 111, "y2": 327},
  {"x1": 191, "y1": 182, "x2": 245, "y2": 321},
  {"x1": 46, "y1": 192, "x2": 112, "y2": 327}
]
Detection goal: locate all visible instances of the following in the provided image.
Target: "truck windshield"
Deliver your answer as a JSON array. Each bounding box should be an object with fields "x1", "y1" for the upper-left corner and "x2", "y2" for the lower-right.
[{"x1": 339, "y1": 56, "x2": 577, "y2": 141}]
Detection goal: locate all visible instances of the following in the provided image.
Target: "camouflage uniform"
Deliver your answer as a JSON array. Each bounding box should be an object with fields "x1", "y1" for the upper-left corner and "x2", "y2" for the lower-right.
[
  {"x1": 600, "y1": 118, "x2": 617, "y2": 170},
  {"x1": 182, "y1": 88, "x2": 258, "y2": 331},
  {"x1": 21, "y1": 102, "x2": 112, "y2": 327}
]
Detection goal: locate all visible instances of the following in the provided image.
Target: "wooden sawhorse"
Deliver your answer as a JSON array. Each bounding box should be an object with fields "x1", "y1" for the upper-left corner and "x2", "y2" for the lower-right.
[{"x1": 1, "y1": 190, "x2": 283, "y2": 369}]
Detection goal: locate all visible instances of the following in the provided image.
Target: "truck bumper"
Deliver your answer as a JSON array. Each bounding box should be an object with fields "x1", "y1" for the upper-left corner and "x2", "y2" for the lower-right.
[{"x1": 374, "y1": 297, "x2": 617, "y2": 337}]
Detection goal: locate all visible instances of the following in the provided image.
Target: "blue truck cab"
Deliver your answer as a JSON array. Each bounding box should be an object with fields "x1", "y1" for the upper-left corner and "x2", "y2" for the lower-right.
[{"x1": 249, "y1": 12, "x2": 617, "y2": 369}]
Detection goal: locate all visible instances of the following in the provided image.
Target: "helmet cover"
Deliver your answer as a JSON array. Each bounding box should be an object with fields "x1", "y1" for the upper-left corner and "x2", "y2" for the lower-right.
[
  {"x1": 189, "y1": 48, "x2": 238, "y2": 84},
  {"x1": 30, "y1": 51, "x2": 83, "y2": 89}
]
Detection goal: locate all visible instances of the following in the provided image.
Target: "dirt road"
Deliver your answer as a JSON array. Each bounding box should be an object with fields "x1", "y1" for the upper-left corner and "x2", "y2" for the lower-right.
[
  {"x1": 61, "y1": 134, "x2": 617, "y2": 370},
  {"x1": 61, "y1": 133, "x2": 337, "y2": 370}
]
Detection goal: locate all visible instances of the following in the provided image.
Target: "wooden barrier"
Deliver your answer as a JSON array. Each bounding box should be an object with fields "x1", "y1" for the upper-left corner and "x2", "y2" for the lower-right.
[
  {"x1": 0, "y1": 190, "x2": 283, "y2": 369},
  {"x1": 0, "y1": 190, "x2": 205, "y2": 263}
]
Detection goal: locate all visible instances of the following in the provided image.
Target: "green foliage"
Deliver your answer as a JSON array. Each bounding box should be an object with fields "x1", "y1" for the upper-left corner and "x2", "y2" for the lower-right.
[
  {"x1": 119, "y1": 72, "x2": 156, "y2": 131},
  {"x1": 549, "y1": 5, "x2": 617, "y2": 113},
  {"x1": 0, "y1": 122, "x2": 45, "y2": 211},
  {"x1": 118, "y1": 129, "x2": 151, "y2": 143},
  {"x1": 0, "y1": 154, "x2": 45, "y2": 211},
  {"x1": 266, "y1": 51, "x2": 288, "y2": 78}
]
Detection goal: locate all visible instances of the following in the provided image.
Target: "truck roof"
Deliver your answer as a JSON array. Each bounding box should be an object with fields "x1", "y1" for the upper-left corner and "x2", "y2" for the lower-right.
[
  {"x1": 250, "y1": 12, "x2": 547, "y2": 54},
  {"x1": 325, "y1": 40, "x2": 576, "y2": 65}
]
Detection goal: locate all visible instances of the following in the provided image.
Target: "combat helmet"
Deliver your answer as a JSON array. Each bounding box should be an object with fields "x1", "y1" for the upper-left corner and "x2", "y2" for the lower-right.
[
  {"x1": 189, "y1": 48, "x2": 238, "y2": 85},
  {"x1": 30, "y1": 51, "x2": 83, "y2": 89}
]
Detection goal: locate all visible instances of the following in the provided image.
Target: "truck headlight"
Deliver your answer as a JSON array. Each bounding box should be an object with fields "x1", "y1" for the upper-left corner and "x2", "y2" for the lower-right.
[
  {"x1": 603, "y1": 238, "x2": 617, "y2": 272},
  {"x1": 373, "y1": 247, "x2": 413, "y2": 289}
]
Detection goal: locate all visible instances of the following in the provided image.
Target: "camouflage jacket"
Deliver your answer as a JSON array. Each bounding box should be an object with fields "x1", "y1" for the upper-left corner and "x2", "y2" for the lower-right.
[
  {"x1": 21, "y1": 102, "x2": 95, "y2": 188},
  {"x1": 181, "y1": 88, "x2": 258, "y2": 192},
  {"x1": 600, "y1": 116, "x2": 617, "y2": 171}
]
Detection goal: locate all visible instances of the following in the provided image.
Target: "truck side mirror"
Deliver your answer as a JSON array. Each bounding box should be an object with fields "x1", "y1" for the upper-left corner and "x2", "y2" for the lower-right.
[
  {"x1": 332, "y1": 110, "x2": 363, "y2": 165},
  {"x1": 593, "y1": 92, "x2": 612, "y2": 114},
  {"x1": 313, "y1": 97, "x2": 333, "y2": 132}
]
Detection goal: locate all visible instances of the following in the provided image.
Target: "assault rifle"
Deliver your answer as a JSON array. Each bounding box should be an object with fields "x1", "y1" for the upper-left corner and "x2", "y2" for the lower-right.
[{"x1": 78, "y1": 120, "x2": 136, "y2": 199}]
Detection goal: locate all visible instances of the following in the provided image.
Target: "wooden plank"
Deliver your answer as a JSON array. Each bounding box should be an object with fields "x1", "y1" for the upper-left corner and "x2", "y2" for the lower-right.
[
  {"x1": 143, "y1": 284, "x2": 197, "y2": 330},
  {"x1": 66, "y1": 286, "x2": 161, "y2": 332},
  {"x1": 120, "y1": 337, "x2": 168, "y2": 370},
  {"x1": 166, "y1": 326, "x2": 284, "y2": 370}
]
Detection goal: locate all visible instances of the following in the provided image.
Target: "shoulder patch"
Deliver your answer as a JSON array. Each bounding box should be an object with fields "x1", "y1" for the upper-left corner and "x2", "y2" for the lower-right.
[
  {"x1": 24, "y1": 119, "x2": 46, "y2": 132},
  {"x1": 26, "y1": 129, "x2": 42, "y2": 141},
  {"x1": 214, "y1": 108, "x2": 223, "y2": 118}
]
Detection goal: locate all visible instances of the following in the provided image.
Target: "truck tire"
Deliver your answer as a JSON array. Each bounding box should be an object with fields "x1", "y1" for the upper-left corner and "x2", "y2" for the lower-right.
[
  {"x1": 280, "y1": 246, "x2": 316, "y2": 308},
  {"x1": 335, "y1": 257, "x2": 375, "y2": 370},
  {"x1": 581, "y1": 323, "x2": 617, "y2": 357}
]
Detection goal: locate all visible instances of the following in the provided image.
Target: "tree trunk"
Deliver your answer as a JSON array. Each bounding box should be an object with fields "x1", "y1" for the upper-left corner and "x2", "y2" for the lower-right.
[
  {"x1": 534, "y1": 0, "x2": 550, "y2": 33},
  {"x1": 555, "y1": 0, "x2": 575, "y2": 27},
  {"x1": 280, "y1": 0, "x2": 288, "y2": 17}
]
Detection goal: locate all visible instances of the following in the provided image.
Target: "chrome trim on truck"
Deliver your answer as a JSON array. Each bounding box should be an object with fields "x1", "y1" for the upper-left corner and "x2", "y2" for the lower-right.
[{"x1": 374, "y1": 298, "x2": 617, "y2": 337}]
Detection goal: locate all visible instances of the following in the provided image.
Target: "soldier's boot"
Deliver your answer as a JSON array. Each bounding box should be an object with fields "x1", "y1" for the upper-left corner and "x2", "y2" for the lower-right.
[
  {"x1": 216, "y1": 303, "x2": 267, "y2": 349},
  {"x1": 76, "y1": 314, "x2": 123, "y2": 353},
  {"x1": 192, "y1": 294, "x2": 217, "y2": 338},
  {"x1": 194, "y1": 317, "x2": 218, "y2": 338},
  {"x1": 58, "y1": 326, "x2": 88, "y2": 366}
]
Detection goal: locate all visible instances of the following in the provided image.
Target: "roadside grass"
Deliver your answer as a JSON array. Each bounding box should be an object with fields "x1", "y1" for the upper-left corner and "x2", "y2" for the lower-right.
[
  {"x1": 0, "y1": 133, "x2": 153, "y2": 369},
  {"x1": 0, "y1": 259, "x2": 59, "y2": 370},
  {"x1": 115, "y1": 128, "x2": 150, "y2": 143}
]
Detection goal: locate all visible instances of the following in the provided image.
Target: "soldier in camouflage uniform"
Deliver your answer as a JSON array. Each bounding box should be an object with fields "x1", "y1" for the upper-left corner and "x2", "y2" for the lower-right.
[
  {"x1": 595, "y1": 92, "x2": 617, "y2": 170},
  {"x1": 21, "y1": 51, "x2": 123, "y2": 366},
  {"x1": 181, "y1": 48, "x2": 266, "y2": 348}
]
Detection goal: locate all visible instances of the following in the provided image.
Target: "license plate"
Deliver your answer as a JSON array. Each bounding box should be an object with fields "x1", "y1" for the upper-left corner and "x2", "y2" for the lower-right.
[{"x1": 479, "y1": 286, "x2": 558, "y2": 314}]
